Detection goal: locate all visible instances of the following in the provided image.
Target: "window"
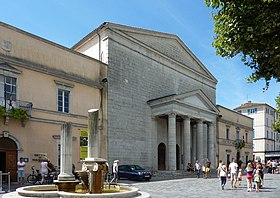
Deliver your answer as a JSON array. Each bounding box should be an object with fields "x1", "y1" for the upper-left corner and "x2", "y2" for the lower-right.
[
  {"x1": 55, "y1": 80, "x2": 73, "y2": 113},
  {"x1": 267, "y1": 130, "x2": 269, "y2": 139},
  {"x1": 0, "y1": 75, "x2": 17, "y2": 107},
  {"x1": 247, "y1": 109, "x2": 250, "y2": 115},
  {"x1": 226, "y1": 128, "x2": 230, "y2": 139},
  {"x1": 227, "y1": 154, "x2": 230, "y2": 166},
  {"x1": 236, "y1": 129, "x2": 240, "y2": 140},
  {"x1": 254, "y1": 108, "x2": 257, "y2": 113},
  {"x1": 266, "y1": 118, "x2": 268, "y2": 126},
  {"x1": 58, "y1": 89, "x2": 70, "y2": 113},
  {"x1": 237, "y1": 110, "x2": 242, "y2": 114},
  {"x1": 245, "y1": 132, "x2": 248, "y2": 143}
]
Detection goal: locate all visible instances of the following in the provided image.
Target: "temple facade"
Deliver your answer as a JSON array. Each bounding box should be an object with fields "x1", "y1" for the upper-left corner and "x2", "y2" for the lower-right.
[{"x1": 73, "y1": 23, "x2": 219, "y2": 170}]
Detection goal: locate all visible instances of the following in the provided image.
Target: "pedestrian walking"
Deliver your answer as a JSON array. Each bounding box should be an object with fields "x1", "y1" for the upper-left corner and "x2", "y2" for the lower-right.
[
  {"x1": 246, "y1": 162, "x2": 254, "y2": 192},
  {"x1": 228, "y1": 158, "x2": 238, "y2": 188},
  {"x1": 205, "y1": 159, "x2": 211, "y2": 178},
  {"x1": 254, "y1": 169, "x2": 263, "y2": 192},
  {"x1": 237, "y1": 169, "x2": 242, "y2": 186},
  {"x1": 217, "y1": 160, "x2": 223, "y2": 180},
  {"x1": 40, "y1": 158, "x2": 51, "y2": 184},
  {"x1": 195, "y1": 160, "x2": 201, "y2": 178},
  {"x1": 110, "y1": 160, "x2": 119, "y2": 183},
  {"x1": 219, "y1": 162, "x2": 227, "y2": 190}
]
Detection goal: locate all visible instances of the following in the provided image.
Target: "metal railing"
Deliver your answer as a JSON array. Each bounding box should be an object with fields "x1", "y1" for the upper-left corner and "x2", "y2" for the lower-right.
[
  {"x1": 0, "y1": 97, "x2": 32, "y2": 116},
  {"x1": 0, "y1": 171, "x2": 10, "y2": 193}
]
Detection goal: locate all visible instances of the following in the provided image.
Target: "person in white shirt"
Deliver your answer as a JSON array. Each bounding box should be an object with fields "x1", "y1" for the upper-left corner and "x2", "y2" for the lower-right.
[
  {"x1": 228, "y1": 158, "x2": 238, "y2": 188},
  {"x1": 17, "y1": 157, "x2": 25, "y2": 184},
  {"x1": 40, "y1": 158, "x2": 51, "y2": 184},
  {"x1": 219, "y1": 162, "x2": 228, "y2": 190},
  {"x1": 110, "y1": 160, "x2": 119, "y2": 183}
]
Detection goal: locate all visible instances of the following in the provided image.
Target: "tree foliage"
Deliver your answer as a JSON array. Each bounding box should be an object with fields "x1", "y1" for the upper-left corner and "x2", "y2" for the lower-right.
[
  {"x1": 205, "y1": 0, "x2": 280, "y2": 89},
  {"x1": 273, "y1": 94, "x2": 280, "y2": 133}
]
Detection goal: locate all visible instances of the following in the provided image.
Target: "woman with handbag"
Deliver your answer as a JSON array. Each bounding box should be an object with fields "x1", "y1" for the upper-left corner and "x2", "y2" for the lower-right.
[{"x1": 219, "y1": 162, "x2": 228, "y2": 190}]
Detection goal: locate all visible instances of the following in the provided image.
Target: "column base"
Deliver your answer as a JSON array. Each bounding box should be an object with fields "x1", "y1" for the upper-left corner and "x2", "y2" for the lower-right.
[{"x1": 57, "y1": 173, "x2": 75, "y2": 181}]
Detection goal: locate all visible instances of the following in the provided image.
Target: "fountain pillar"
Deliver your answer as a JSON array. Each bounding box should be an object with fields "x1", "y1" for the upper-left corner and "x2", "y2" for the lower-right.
[
  {"x1": 88, "y1": 108, "x2": 99, "y2": 158},
  {"x1": 58, "y1": 122, "x2": 75, "y2": 181},
  {"x1": 81, "y1": 108, "x2": 108, "y2": 194}
]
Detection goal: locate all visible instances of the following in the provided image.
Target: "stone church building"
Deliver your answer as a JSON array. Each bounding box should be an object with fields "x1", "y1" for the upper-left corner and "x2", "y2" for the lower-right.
[{"x1": 73, "y1": 22, "x2": 219, "y2": 171}]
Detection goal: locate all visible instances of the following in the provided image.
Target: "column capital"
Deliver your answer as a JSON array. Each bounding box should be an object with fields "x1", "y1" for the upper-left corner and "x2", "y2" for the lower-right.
[
  {"x1": 182, "y1": 115, "x2": 191, "y2": 120},
  {"x1": 151, "y1": 116, "x2": 158, "y2": 121},
  {"x1": 168, "y1": 112, "x2": 176, "y2": 118},
  {"x1": 197, "y1": 119, "x2": 204, "y2": 124}
]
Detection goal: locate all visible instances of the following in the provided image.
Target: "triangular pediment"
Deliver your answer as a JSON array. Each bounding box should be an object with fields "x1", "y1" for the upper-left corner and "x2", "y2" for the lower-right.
[
  {"x1": 148, "y1": 89, "x2": 218, "y2": 114},
  {"x1": 114, "y1": 27, "x2": 216, "y2": 82},
  {"x1": 0, "y1": 62, "x2": 21, "y2": 74},
  {"x1": 176, "y1": 90, "x2": 217, "y2": 113}
]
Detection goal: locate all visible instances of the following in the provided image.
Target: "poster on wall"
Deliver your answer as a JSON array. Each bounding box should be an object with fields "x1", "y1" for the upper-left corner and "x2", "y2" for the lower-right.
[{"x1": 80, "y1": 130, "x2": 88, "y2": 160}]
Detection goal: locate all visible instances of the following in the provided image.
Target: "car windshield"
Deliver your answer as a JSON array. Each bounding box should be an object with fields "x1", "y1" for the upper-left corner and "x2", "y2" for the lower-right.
[{"x1": 129, "y1": 165, "x2": 144, "y2": 170}]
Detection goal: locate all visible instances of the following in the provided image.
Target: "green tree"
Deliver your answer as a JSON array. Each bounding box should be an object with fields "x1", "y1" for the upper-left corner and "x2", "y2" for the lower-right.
[
  {"x1": 273, "y1": 94, "x2": 280, "y2": 132},
  {"x1": 205, "y1": 0, "x2": 280, "y2": 89}
]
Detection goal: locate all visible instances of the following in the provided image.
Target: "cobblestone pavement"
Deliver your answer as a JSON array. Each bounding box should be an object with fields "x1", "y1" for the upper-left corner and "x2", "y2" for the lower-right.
[{"x1": 130, "y1": 173, "x2": 280, "y2": 198}]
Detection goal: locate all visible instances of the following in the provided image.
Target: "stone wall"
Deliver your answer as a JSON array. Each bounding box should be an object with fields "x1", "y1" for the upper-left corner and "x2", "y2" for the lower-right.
[{"x1": 107, "y1": 34, "x2": 216, "y2": 169}]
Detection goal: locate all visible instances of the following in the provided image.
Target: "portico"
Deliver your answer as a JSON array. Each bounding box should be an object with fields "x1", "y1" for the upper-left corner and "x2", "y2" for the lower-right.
[{"x1": 148, "y1": 90, "x2": 219, "y2": 171}]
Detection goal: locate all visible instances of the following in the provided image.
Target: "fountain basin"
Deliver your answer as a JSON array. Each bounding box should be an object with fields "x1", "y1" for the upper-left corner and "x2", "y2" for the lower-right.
[{"x1": 3, "y1": 184, "x2": 150, "y2": 198}]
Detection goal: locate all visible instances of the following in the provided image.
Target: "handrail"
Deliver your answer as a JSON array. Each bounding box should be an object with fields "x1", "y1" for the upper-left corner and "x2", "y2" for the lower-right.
[{"x1": 0, "y1": 97, "x2": 32, "y2": 116}]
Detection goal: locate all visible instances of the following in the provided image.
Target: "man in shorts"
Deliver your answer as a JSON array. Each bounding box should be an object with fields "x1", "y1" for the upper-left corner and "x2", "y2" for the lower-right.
[
  {"x1": 17, "y1": 157, "x2": 25, "y2": 184},
  {"x1": 228, "y1": 158, "x2": 238, "y2": 188}
]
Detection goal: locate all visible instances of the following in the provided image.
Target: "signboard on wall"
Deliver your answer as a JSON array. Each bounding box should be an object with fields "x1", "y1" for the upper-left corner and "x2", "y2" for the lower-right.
[
  {"x1": 80, "y1": 130, "x2": 88, "y2": 160},
  {"x1": 32, "y1": 153, "x2": 47, "y2": 162}
]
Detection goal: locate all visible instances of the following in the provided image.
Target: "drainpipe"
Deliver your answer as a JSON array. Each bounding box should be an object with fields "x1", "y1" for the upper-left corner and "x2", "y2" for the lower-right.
[{"x1": 97, "y1": 32, "x2": 101, "y2": 61}]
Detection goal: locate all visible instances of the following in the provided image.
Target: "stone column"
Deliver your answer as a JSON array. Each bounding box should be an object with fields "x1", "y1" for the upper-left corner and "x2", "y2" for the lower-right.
[
  {"x1": 203, "y1": 123, "x2": 208, "y2": 159},
  {"x1": 151, "y1": 117, "x2": 158, "y2": 171},
  {"x1": 183, "y1": 117, "x2": 191, "y2": 170},
  {"x1": 208, "y1": 122, "x2": 215, "y2": 168},
  {"x1": 192, "y1": 124, "x2": 197, "y2": 163},
  {"x1": 196, "y1": 120, "x2": 204, "y2": 161},
  {"x1": 58, "y1": 122, "x2": 75, "y2": 181},
  {"x1": 88, "y1": 108, "x2": 99, "y2": 158},
  {"x1": 168, "y1": 113, "x2": 177, "y2": 171}
]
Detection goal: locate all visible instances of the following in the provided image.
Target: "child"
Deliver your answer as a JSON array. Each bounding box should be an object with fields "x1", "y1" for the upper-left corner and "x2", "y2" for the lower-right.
[
  {"x1": 237, "y1": 169, "x2": 242, "y2": 185},
  {"x1": 254, "y1": 170, "x2": 263, "y2": 192}
]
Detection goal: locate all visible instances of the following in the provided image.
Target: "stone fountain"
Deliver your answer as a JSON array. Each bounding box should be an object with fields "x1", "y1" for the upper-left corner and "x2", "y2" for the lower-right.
[{"x1": 3, "y1": 109, "x2": 150, "y2": 198}]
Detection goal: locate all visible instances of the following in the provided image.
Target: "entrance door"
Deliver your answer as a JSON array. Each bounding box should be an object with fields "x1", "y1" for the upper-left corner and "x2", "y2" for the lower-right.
[
  {"x1": 176, "y1": 144, "x2": 180, "y2": 170},
  {"x1": 0, "y1": 137, "x2": 17, "y2": 182},
  {"x1": 158, "y1": 143, "x2": 166, "y2": 170}
]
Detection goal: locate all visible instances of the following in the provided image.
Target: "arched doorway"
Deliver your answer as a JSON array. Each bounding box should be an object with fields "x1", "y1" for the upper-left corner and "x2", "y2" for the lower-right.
[
  {"x1": 176, "y1": 144, "x2": 180, "y2": 170},
  {"x1": 0, "y1": 137, "x2": 17, "y2": 182},
  {"x1": 158, "y1": 143, "x2": 166, "y2": 170}
]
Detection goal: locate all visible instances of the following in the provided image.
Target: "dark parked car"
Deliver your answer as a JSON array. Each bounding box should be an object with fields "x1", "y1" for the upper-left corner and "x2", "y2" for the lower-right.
[{"x1": 118, "y1": 165, "x2": 152, "y2": 181}]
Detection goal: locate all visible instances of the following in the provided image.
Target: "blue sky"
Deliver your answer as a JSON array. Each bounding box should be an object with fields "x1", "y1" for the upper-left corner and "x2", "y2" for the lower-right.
[{"x1": 1, "y1": 0, "x2": 279, "y2": 109}]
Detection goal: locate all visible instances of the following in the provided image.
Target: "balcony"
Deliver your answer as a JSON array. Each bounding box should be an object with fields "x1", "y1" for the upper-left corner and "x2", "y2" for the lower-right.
[
  {"x1": 235, "y1": 139, "x2": 246, "y2": 150},
  {"x1": 0, "y1": 97, "x2": 33, "y2": 127}
]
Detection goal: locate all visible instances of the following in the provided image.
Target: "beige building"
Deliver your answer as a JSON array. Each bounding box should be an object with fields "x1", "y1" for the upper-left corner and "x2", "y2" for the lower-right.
[
  {"x1": 217, "y1": 105, "x2": 253, "y2": 166},
  {"x1": 0, "y1": 22, "x2": 107, "y2": 181},
  {"x1": 234, "y1": 101, "x2": 280, "y2": 162}
]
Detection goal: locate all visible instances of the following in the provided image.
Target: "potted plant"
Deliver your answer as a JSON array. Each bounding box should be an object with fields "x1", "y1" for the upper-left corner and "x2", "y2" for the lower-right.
[
  {"x1": 235, "y1": 139, "x2": 245, "y2": 150},
  {"x1": 9, "y1": 107, "x2": 29, "y2": 126}
]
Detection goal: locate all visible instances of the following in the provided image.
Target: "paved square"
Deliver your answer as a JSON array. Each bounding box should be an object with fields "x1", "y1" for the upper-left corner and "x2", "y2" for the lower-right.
[{"x1": 132, "y1": 173, "x2": 280, "y2": 198}]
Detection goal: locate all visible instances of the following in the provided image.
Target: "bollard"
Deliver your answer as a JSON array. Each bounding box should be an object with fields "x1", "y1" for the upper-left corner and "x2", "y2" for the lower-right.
[
  {"x1": 7, "y1": 172, "x2": 10, "y2": 192},
  {"x1": 0, "y1": 171, "x2": 4, "y2": 193}
]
